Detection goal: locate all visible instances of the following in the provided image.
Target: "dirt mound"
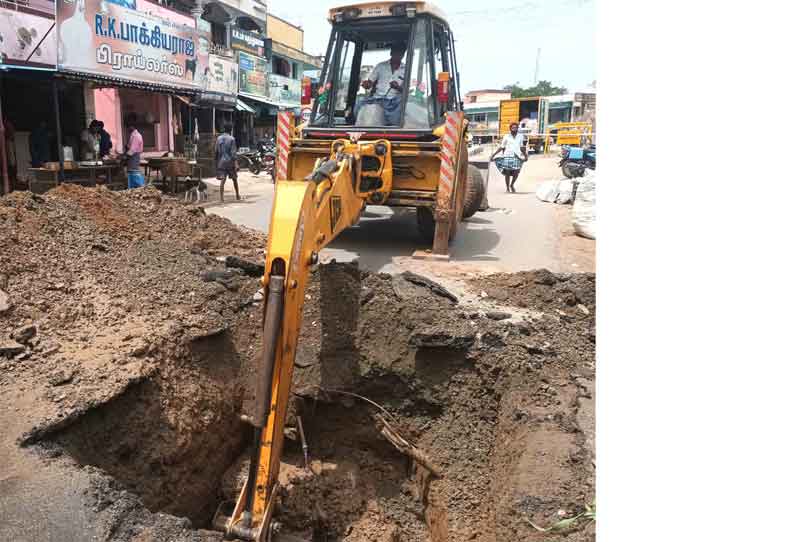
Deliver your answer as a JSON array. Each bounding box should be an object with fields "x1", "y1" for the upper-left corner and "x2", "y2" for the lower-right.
[
  {"x1": 0, "y1": 185, "x2": 266, "y2": 537},
  {"x1": 1, "y1": 186, "x2": 595, "y2": 541},
  {"x1": 470, "y1": 269, "x2": 596, "y2": 311},
  {"x1": 252, "y1": 265, "x2": 596, "y2": 541}
]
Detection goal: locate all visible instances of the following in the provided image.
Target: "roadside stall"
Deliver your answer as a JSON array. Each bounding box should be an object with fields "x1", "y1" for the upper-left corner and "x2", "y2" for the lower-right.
[
  {"x1": 52, "y1": 0, "x2": 211, "y2": 192},
  {"x1": 0, "y1": 0, "x2": 67, "y2": 194}
]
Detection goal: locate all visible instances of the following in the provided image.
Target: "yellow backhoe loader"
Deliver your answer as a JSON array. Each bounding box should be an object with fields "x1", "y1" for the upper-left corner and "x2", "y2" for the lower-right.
[{"x1": 212, "y1": 3, "x2": 482, "y2": 539}]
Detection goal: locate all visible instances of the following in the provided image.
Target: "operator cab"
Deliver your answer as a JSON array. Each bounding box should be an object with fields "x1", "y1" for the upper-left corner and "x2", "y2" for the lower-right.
[{"x1": 308, "y1": 1, "x2": 461, "y2": 136}]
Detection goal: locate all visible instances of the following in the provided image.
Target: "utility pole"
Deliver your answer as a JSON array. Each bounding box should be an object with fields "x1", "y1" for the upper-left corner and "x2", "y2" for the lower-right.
[{"x1": 534, "y1": 48, "x2": 541, "y2": 84}]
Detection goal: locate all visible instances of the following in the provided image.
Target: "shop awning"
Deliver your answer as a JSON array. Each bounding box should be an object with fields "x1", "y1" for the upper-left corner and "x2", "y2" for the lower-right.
[
  {"x1": 236, "y1": 99, "x2": 256, "y2": 114},
  {"x1": 238, "y1": 92, "x2": 273, "y2": 105},
  {"x1": 174, "y1": 95, "x2": 195, "y2": 107},
  {"x1": 57, "y1": 70, "x2": 199, "y2": 96}
]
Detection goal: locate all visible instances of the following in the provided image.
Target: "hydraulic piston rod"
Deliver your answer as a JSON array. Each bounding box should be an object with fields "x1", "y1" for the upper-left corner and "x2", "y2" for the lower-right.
[{"x1": 231, "y1": 274, "x2": 285, "y2": 540}]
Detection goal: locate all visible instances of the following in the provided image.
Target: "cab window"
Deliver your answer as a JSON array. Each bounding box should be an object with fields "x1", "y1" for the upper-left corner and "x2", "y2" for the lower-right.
[
  {"x1": 312, "y1": 24, "x2": 411, "y2": 127},
  {"x1": 432, "y1": 22, "x2": 457, "y2": 119},
  {"x1": 404, "y1": 18, "x2": 432, "y2": 129}
]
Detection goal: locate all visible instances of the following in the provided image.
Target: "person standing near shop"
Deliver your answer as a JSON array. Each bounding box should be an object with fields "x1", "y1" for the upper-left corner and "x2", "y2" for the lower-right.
[
  {"x1": 97, "y1": 121, "x2": 112, "y2": 158},
  {"x1": 125, "y1": 116, "x2": 145, "y2": 189},
  {"x1": 215, "y1": 123, "x2": 240, "y2": 202},
  {"x1": 81, "y1": 121, "x2": 100, "y2": 161},
  {"x1": 490, "y1": 122, "x2": 528, "y2": 193},
  {"x1": 30, "y1": 120, "x2": 50, "y2": 168}
]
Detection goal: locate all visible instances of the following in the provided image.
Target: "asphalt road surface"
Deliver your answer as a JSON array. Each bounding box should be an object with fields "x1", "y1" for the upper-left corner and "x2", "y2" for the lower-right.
[{"x1": 203, "y1": 151, "x2": 578, "y2": 275}]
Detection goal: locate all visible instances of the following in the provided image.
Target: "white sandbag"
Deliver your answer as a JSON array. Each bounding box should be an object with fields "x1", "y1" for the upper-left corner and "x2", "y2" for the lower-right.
[
  {"x1": 356, "y1": 102, "x2": 385, "y2": 126},
  {"x1": 555, "y1": 179, "x2": 574, "y2": 204},
  {"x1": 572, "y1": 176, "x2": 596, "y2": 239},
  {"x1": 536, "y1": 180, "x2": 560, "y2": 203}
]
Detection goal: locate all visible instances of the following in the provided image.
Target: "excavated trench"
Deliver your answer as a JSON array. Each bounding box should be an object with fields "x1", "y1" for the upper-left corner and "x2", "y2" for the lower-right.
[
  {"x1": 48, "y1": 330, "x2": 252, "y2": 527},
  {"x1": 38, "y1": 264, "x2": 596, "y2": 542}
]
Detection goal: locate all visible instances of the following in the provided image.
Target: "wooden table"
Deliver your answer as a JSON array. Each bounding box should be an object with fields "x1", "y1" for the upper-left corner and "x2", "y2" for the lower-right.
[
  {"x1": 144, "y1": 159, "x2": 201, "y2": 193},
  {"x1": 29, "y1": 164, "x2": 125, "y2": 193}
]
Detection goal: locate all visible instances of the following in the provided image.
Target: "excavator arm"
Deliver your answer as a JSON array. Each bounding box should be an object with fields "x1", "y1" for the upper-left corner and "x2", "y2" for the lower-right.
[{"x1": 214, "y1": 140, "x2": 389, "y2": 541}]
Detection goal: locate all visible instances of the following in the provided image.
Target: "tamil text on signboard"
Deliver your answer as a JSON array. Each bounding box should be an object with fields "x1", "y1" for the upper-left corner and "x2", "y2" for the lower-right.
[
  {"x1": 56, "y1": 0, "x2": 210, "y2": 89},
  {"x1": 231, "y1": 28, "x2": 265, "y2": 57},
  {"x1": 204, "y1": 54, "x2": 237, "y2": 96}
]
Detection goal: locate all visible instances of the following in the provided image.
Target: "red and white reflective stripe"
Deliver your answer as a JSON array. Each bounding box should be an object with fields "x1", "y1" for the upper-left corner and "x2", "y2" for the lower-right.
[
  {"x1": 437, "y1": 111, "x2": 464, "y2": 209},
  {"x1": 276, "y1": 111, "x2": 292, "y2": 181}
]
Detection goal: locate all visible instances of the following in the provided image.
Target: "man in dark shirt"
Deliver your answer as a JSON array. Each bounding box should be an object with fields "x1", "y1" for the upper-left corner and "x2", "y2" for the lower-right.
[
  {"x1": 29, "y1": 120, "x2": 50, "y2": 168},
  {"x1": 97, "y1": 121, "x2": 112, "y2": 158},
  {"x1": 215, "y1": 123, "x2": 239, "y2": 202}
]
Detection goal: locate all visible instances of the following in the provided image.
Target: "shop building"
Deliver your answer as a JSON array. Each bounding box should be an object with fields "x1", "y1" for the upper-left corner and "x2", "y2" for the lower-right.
[
  {"x1": 55, "y1": 0, "x2": 213, "y2": 167},
  {"x1": 260, "y1": 13, "x2": 322, "y2": 135},
  {"x1": 0, "y1": 0, "x2": 81, "y2": 194}
]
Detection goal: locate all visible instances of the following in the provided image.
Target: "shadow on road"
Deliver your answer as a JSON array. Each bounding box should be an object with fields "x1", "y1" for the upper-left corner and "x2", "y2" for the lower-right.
[{"x1": 323, "y1": 206, "x2": 501, "y2": 270}]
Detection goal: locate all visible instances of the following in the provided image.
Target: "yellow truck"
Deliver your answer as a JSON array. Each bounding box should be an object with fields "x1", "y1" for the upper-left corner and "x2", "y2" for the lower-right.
[{"x1": 498, "y1": 96, "x2": 547, "y2": 153}]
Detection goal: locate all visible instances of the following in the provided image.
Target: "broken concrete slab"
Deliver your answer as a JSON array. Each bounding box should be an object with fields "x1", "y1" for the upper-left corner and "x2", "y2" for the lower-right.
[
  {"x1": 12, "y1": 324, "x2": 37, "y2": 345},
  {"x1": 0, "y1": 340, "x2": 26, "y2": 358}
]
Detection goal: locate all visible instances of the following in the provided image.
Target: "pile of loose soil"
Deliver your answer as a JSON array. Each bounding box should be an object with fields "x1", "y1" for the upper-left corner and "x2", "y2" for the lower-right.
[
  {"x1": 235, "y1": 265, "x2": 595, "y2": 541},
  {"x1": 1, "y1": 185, "x2": 595, "y2": 542},
  {"x1": 0, "y1": 185, "x2": 267, "y2": 539}
]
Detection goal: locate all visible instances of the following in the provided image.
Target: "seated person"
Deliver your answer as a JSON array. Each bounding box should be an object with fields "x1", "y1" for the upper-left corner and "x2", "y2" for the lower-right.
[{"x1": 356, "y1": 42, "x2": 407, "y2": 126}]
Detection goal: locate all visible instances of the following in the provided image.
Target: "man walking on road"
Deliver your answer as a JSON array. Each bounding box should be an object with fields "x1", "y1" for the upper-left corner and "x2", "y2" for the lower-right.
[
  {"x1": 215, "y1": 123, "x2": 240, "y2": 202},
  {"x1": 490, "y1": 122, "x2": 528, "y2": 192}
]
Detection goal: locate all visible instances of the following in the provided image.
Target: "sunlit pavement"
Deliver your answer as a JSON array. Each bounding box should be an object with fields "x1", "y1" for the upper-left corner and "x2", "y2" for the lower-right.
[{"x1": 203, "y1": 151, "x2": 569, "y2": 274}]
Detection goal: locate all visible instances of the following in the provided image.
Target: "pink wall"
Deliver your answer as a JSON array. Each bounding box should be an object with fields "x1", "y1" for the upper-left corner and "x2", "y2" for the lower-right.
[
  {"x1": 118, "y1": 90, "x2": 171, "y2": 153},
  {"x1": 94, "y1": 88, "x2": 122, "y2": 155},
  {"x1": 87, "y1": 1, "x2": 187, "y2": 156}
]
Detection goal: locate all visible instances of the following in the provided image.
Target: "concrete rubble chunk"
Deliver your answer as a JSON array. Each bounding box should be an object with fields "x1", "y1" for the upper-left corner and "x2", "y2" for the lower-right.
[
  {"x1": 0, "y1": 289, "x2": 11, "y2": 313},
  {"x1": 0, "y1": 341, "x2": 26, "y2": 358},
  {"x1": 401, "y1": 271, "x2": 459, "y2": 304},
  {"x1": 12, "y1": 324, "x2": 37, "y2": 345},
  {"x1": 48, "y1": 369, "x2": 76, "y2": 387},
  {"x1": 410, "y1": 326, "x2": 476, "y2": 349}
]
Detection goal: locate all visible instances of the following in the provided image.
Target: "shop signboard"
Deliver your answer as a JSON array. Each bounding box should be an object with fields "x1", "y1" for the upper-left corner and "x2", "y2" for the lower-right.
[
  {"x1": 238, "y1": 51, "x2": 268, "y2": 99},
  {"x1": 0, "y1": 4, "x2": 57, "y2": 69},
  {"x1": 204, "y1": 54, "x2": 238, "y2": 96},
  {"x1": 268, "y1": 73, "x2": 300, "y2": 107},
  {"x1": 231, "y1": 28, "x2": 265, "y2": 57},
  {"x1": 56, "y1": 0, "x2": 210, "y2": 89}
]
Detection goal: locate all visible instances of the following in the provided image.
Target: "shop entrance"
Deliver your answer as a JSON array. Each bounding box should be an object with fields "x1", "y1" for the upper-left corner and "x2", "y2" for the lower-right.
[{"x1": 0, "y1": 72, "x2": 84, "y2": 192}]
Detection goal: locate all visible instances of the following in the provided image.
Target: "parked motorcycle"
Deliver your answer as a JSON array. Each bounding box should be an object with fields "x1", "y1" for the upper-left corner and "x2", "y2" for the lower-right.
[
  {"x1": 257, "y1": 137, "x2": 276, "y2": 179},
  {"x1": 237, "y1": 138, "x2": 276, "y2": 178},
  {"x1": 559, "y1": 145, "x2": 596, "y2": 179}
]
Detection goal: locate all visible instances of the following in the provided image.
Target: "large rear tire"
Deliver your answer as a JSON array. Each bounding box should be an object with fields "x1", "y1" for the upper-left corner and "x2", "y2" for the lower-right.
[
  {"x1": 417, "y1": 207, "x2": 436, "y2": 243},
  {"x1": 462, "y1": 166, "x2": 485, "y2": 219}
]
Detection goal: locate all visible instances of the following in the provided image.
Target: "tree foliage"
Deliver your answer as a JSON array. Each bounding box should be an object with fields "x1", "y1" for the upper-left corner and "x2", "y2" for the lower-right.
[{"x1": 504, "y1": 80, "x2": 568, "y2": 98}]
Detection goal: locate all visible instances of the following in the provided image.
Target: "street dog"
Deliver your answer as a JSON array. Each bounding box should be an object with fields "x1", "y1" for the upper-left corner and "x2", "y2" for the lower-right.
[{"x1": 184, "y1": 178, "x2": 208, "y2": 203}]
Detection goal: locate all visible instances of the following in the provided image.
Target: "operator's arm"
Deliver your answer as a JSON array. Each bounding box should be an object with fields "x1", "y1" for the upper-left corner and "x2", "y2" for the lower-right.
[
  {"x1": 361, "y1": 62, "x2": 380, "y2": 90},
  {"x1": 520, "y1": 135, "x2": 528, "y2": 161}
]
